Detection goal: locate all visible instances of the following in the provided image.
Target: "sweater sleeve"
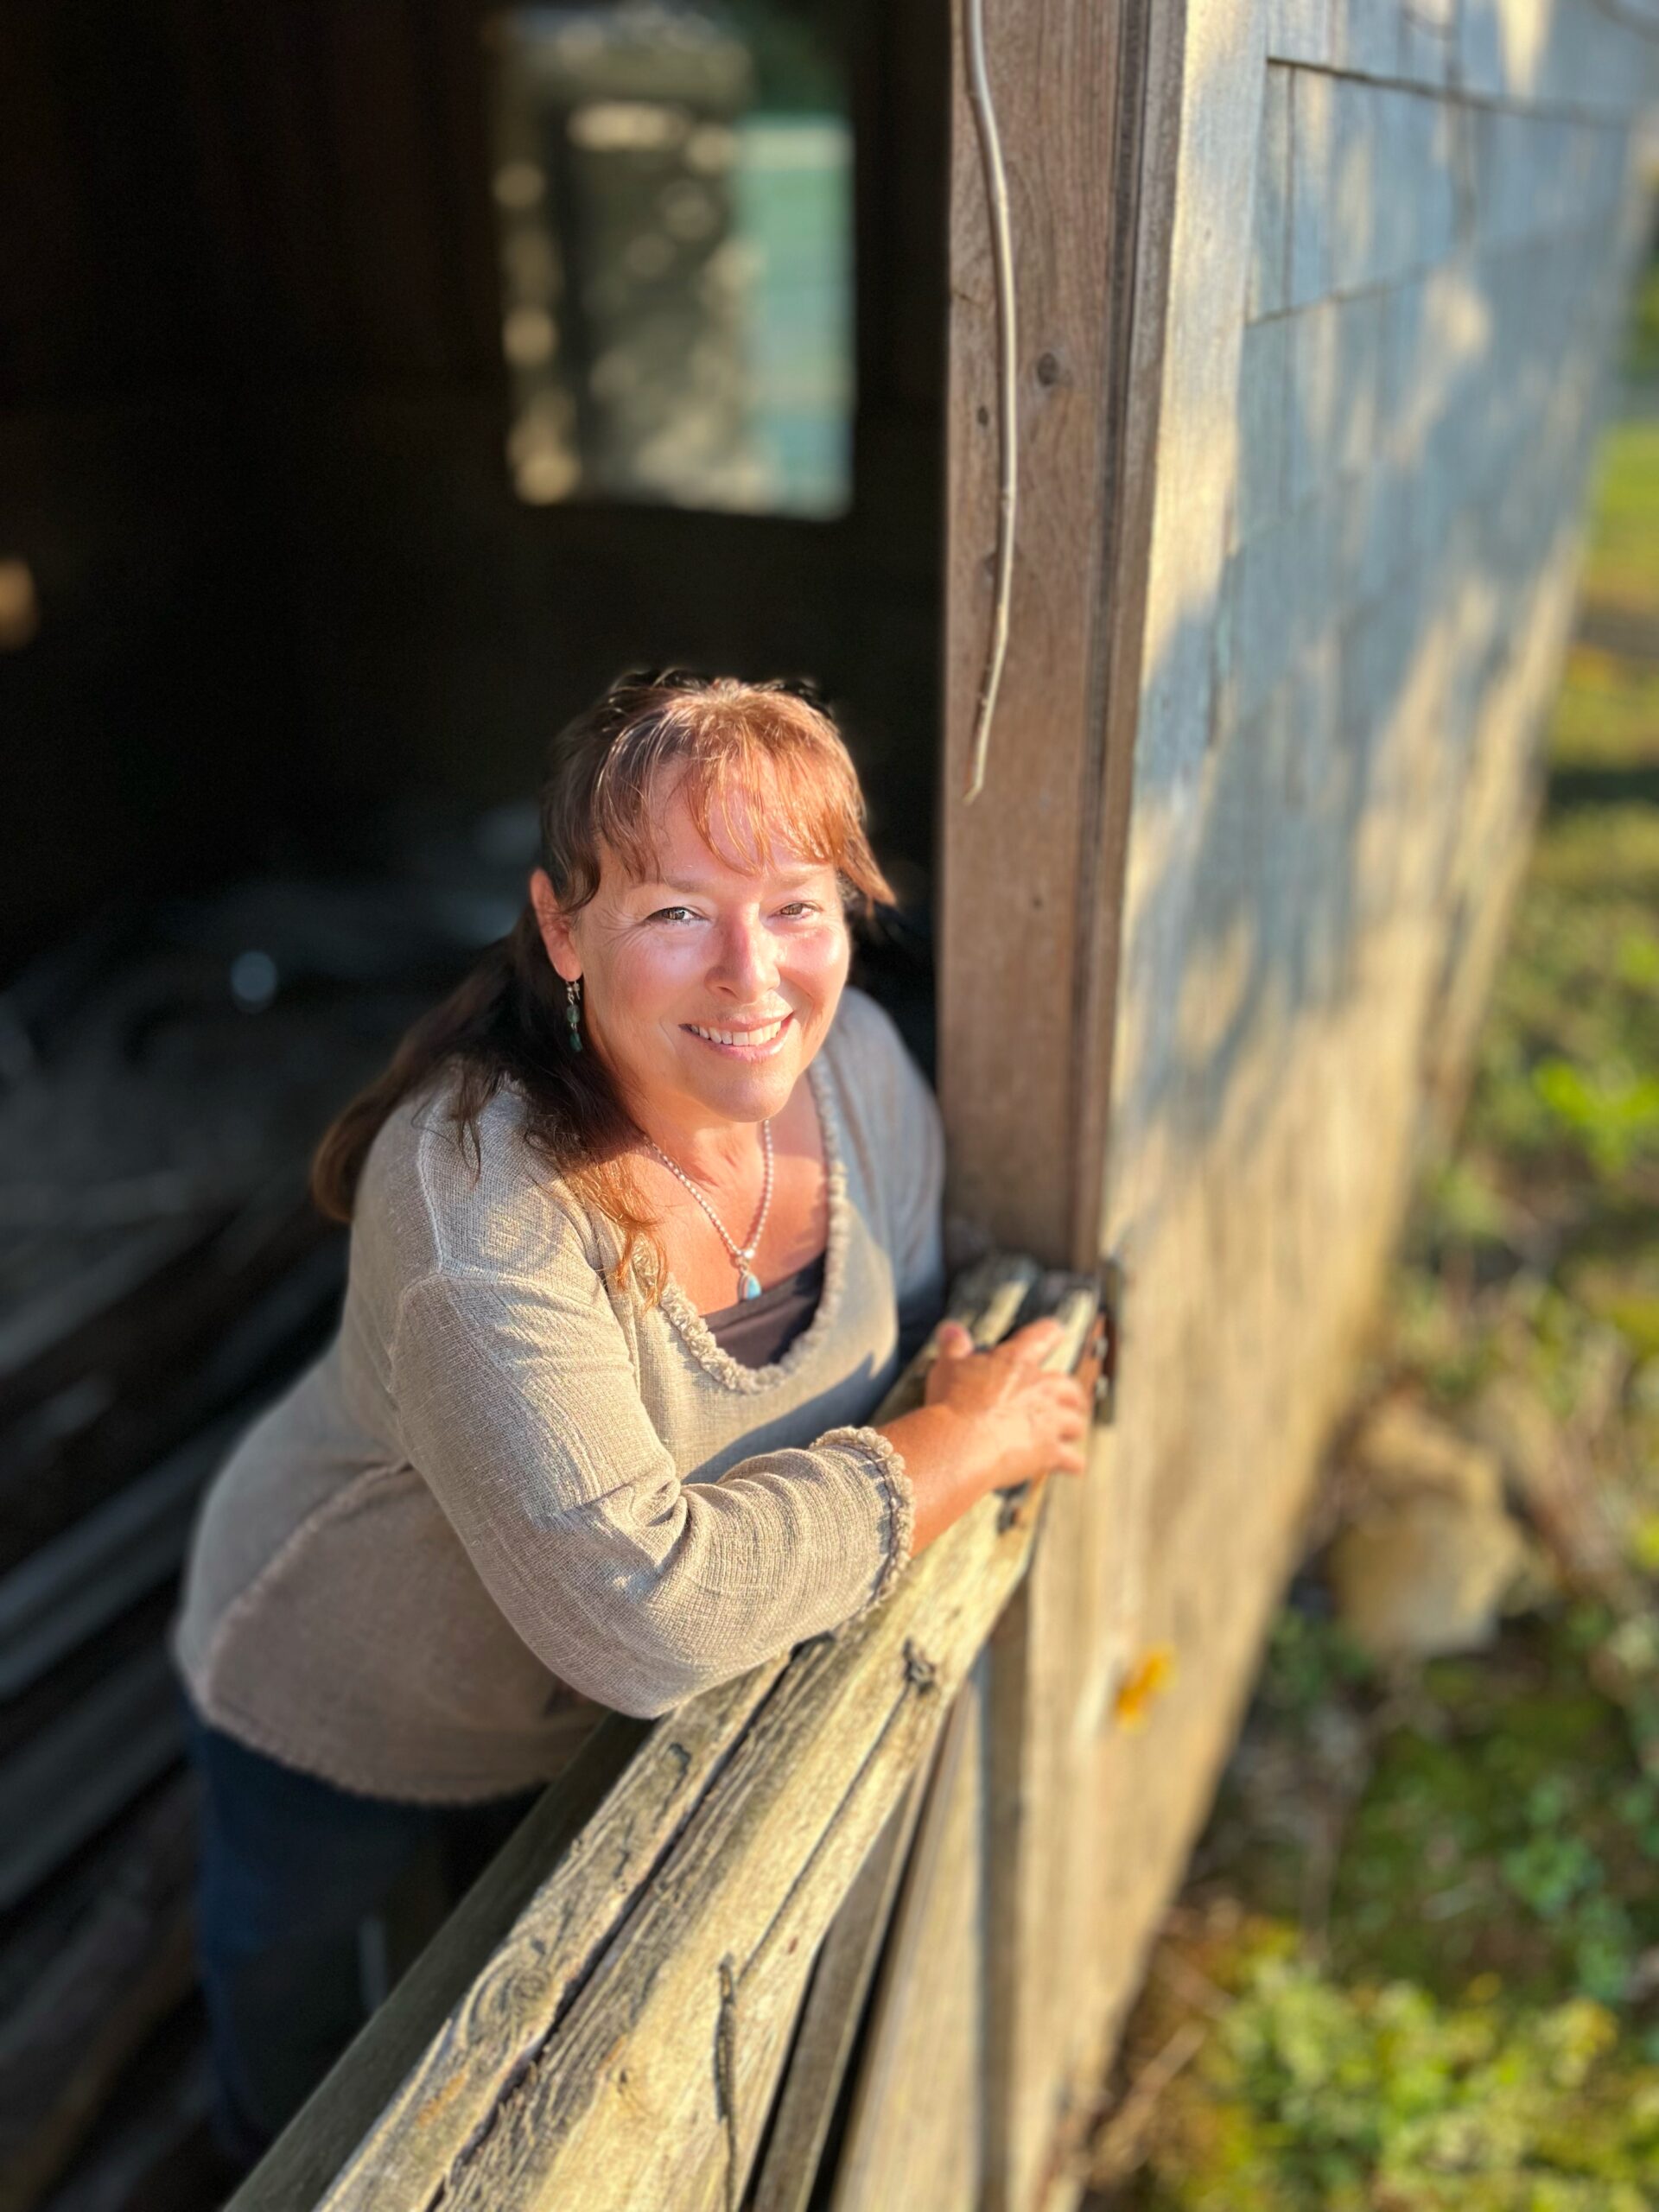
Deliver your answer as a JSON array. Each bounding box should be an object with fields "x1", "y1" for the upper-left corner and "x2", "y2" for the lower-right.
[{"x1": 389, "y1": 1263, "x2": 914, "y2": 1719}]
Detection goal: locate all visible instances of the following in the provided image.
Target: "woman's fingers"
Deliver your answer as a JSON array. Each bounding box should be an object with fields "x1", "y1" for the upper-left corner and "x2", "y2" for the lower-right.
[
  {"x1": 1007, "y1": 1315, "x2": 1066, "y2": 1363},
  {"x1": 925, "y1": 1312, "x2": 1098, "y2": 1484}
]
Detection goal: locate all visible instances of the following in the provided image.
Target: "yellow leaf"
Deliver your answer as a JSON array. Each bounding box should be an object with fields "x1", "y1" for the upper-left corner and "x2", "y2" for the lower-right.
[{"x1": 1115, "y1": 1644, "x2": 1177, "y2": 1728}]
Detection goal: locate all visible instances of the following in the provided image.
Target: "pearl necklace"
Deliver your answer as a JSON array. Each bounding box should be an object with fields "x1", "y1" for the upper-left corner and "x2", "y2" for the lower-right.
[{"x1": 645, "y1": 1118, "x2": 774, "y2": 1301}]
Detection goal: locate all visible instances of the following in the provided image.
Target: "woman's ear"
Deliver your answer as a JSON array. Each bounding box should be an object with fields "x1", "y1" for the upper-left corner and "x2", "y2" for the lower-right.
[{"x1": 529, "y1": 869, "x2": 580, "y2": 983}]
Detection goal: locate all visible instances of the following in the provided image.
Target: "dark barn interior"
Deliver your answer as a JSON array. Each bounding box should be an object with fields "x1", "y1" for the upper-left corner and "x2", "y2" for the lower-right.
[{"x1": 0, "y1": 4, "x2": 950, "y2": 2202}]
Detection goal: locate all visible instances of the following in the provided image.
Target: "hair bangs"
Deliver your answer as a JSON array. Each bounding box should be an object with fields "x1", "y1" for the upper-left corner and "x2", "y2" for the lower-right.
[{"x1": 583, "y1": 688, "x2": 894, "y2": 913}]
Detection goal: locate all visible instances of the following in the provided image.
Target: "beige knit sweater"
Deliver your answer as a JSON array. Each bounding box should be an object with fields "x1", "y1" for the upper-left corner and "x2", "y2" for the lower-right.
[{"x1": 171, "y1": 985, "x2": 944, "y2": 1802}]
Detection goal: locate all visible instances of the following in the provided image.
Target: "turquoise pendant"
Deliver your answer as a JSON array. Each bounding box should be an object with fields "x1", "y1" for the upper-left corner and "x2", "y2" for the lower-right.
[{"x1": 740, "y1": 1270, "x2": 762, "y2": 1300}]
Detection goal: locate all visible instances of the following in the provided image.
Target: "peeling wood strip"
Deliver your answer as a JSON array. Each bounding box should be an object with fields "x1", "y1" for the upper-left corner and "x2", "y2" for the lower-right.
[
  {"x1": 229, "y1": 1697, "x2": 681, "y2": 2212},
  {"x1": 687, "y1": 1918, "x2": 823, "y2": 2212},
  {"x1": 828, "y1": 1669, "x2": 986, "y2": 2212},
  {"x1": 748, "y1": 1768, "x2": 930, "y2": 2212}
]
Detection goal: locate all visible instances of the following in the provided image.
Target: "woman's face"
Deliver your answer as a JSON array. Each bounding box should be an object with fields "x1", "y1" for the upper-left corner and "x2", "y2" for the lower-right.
[{"x1": 531, "y1": 768, "x2": 851, "y2": 1131}]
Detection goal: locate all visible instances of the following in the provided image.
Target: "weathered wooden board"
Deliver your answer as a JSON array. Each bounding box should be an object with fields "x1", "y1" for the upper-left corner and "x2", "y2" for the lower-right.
[
  {"x1": 938, "y1": 0, "x2": 1187, "y2": 2202},
  {"x1": 983, "y1": 1408, "x2": 1143, "y2": 2212},
  {"x1": 683, "y1": 1917, "x2": 824, "y2": 2212},
  {"x1": 758, "y1": 1286, "x2": 1094, "y2": 2212},
  {"x1": 749, "y1": 1768, "x2": 929, "y2": 2212},
  {"x1": 937, "y1": 0, "x2": 1141, "y2": 1268},
  {"x1": 230, "y1": 1688, "x2": 741, "y2": 2212},
  {"x1": 429, "y1": 1491, "x2": 1024, "y2": 2212},
  {"x1": 828, "y1": 1661, "x2": 988, "y2": 2212}
]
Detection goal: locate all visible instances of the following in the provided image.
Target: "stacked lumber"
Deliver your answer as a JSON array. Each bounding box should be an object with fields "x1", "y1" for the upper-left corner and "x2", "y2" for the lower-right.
[{"x1": 0, "y1": 846, "x2": 519, "y2": 2210}]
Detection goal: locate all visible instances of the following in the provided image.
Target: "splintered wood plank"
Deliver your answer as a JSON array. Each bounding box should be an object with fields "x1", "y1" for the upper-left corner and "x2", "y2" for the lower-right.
[
  {"x1": 433, "y1": 1497, "x2": 1021, "y2": 2212},
  {"x1": 804, "y1": 1282, "x2": 1096, "y2": 2212},
  {"x1": 228, "y1": 1696, "x2": 680, "y2": 2212},
  {"x1": 828, "y1": 1662, "x2": 988, "y2": 2212},
  {"x1": 749, "y1": 1770, "x2": 929, "y2": 2212},
  {"x1": 686, "y1": 1932, "x2": 821, "y2": 2212}
]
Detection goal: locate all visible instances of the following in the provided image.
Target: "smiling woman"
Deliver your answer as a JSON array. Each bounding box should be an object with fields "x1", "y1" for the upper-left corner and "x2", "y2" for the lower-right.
[{"x1": 168, "y1": 668, "x2": 1091, "y2": 2170}]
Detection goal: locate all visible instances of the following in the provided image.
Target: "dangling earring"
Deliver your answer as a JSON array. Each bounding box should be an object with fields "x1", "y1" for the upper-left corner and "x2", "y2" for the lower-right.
[{"x1": 565, "y1": 976, "x2": 584, "y2": 1052}]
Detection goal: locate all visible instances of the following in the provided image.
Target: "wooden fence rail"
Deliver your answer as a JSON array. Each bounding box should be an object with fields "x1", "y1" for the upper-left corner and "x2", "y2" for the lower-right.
[{"x1": 229, "y1": 1255, "x2": 1097, "y2": 2212}]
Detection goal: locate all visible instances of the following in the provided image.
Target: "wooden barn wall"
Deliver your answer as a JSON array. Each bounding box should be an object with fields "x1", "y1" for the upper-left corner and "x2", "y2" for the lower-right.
[
  {"x1": 969, "y1": 4, "x2": 1659, "y2": 2204},
  {"x1": 0, "y1": 0, "x2": 947, "y2": 966}
]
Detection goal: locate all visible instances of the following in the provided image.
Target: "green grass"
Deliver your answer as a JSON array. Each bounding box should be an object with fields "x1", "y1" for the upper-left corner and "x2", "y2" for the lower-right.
[
  {"x1": 1548, "y1": 646, "x2": 1659, "y2": 773},
  {"x1": 1127, "y1": 1909, "x2": 1659, "y2": 2210},
  {"x1": 1582, "y1": 422, "x2": 1659, "y2": 614},
  {"x1": 1627, "y1": 246, "x2": 1659, "y2": 385}
]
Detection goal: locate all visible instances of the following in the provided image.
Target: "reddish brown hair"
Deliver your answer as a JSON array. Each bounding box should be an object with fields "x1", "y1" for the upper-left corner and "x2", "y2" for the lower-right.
[{"x1": 311, "y1": 668, "x2": 897, "y2": 1300}]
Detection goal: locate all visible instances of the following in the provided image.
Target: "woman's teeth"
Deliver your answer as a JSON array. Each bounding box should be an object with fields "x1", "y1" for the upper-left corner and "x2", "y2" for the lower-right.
[{"x1": 688, "y1": 1018, "x2": 789, "y2": 1047}]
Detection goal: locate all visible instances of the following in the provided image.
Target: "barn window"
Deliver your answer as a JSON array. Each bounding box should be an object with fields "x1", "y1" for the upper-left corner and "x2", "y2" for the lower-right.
[{"x1": 486, "y1": 2, "x2": 855, "y2": 518}]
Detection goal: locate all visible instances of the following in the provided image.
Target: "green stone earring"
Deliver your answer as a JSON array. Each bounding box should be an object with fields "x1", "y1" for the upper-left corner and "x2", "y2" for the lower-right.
[{"x1": 565, "y1": 977, "x2": 583, "y2": 1052}]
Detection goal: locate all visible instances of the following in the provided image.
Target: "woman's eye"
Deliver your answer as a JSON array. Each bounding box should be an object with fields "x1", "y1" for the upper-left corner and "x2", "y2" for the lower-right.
[
  {"x1": 779, "y1": 901, "x2": 821, "y2": 919},
  {"x1": 652, "y1": 906, "x2": 699, "y2": 925}
]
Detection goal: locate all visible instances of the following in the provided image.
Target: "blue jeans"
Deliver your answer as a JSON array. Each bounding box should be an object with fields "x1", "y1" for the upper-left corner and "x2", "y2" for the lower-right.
[{"x1": 181, "y1": 1694, "x2": 540, "y2": 2170}]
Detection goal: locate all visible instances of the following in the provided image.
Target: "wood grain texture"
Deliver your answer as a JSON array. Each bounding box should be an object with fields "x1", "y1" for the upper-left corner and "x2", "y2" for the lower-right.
[
  {"x1": 431, "y1": 1497, "x2": 1020, "y2": 2212},
  {"x1": 223, "y1": 1712, "x2": 649, "y2": 2212},
  {"x1": 938, "y1": 3, "x2": 1187, "y2": 2203},
  {"x1": 231, "y1": 1675, "x2": 766, "y2": 2212},
  {"x1": 827, "y1": 1669, "x2": 987, "y2": 2212},
  {"x1": 803, "y1": 1294, "x2": 1103, "y2": 2212},
  {"x1": 749, "y1": 1770, "x2": 928, "y2": 2212},
  {"x1": 938, "y1": 0, "x2": 1141, "y2": 1268}
]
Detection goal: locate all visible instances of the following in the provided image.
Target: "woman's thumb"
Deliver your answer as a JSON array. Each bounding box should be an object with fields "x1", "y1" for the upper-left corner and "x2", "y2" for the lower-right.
[{"x1": 934, "y1": 1319, "x2": 974, "y2": 1358}]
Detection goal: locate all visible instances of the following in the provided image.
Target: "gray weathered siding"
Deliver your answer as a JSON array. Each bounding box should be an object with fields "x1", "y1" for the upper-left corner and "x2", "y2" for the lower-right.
[{"x1": 1053, "y1": 0, "x2": 1658, "y2": 2158}]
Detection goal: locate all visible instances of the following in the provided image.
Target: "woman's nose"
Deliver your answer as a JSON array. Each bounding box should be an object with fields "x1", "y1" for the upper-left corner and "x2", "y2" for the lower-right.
[{"x1": 711, "y1": 918, "x2": 780, "y2": 997}]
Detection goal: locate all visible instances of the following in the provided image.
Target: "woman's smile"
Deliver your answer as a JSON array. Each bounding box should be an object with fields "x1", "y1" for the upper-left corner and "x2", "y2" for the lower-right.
[{"x1": 682, "y1": 1012, "x2": 795, "y2": 1059}]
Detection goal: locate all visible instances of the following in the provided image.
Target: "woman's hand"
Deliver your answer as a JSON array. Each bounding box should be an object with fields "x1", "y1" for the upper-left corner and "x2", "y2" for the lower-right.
[
  {"x1": 877, "y1": 1310, "x2": 1102, "y2": 1558},
  {"x1": 923, "y1": 1315, "x2": 1091, "y2": 1487}
]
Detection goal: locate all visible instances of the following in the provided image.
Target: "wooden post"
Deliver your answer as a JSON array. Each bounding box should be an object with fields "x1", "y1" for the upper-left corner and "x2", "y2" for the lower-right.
[
  {"x1": 938, "y1": 0, "x2": 1154, "y2": 1273},
  {"x1": 937, "y1": 2, "x2": 1183, "y2": 2207}
]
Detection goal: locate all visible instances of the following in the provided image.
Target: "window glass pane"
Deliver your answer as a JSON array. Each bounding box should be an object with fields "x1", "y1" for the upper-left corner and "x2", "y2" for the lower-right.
[{"x1": 487, "y1": 3, "x2": 855, "y2": 517}]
